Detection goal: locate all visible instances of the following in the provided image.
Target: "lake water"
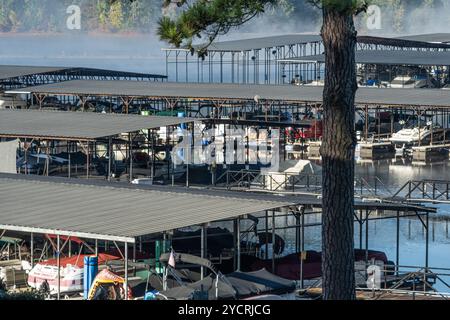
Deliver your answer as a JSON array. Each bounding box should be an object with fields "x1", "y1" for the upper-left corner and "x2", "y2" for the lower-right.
[{"x1": 2, "y1": 33, "x2": 450, "y2": 292}]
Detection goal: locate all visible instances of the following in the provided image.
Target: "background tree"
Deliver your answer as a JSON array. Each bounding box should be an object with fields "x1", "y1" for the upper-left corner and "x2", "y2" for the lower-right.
[
  {"x1": 157, "y1": 0, "x2": 370, "y2": 300},
  {"x1": 1, "y1": 0, "x2": 447, "y2": 33}
]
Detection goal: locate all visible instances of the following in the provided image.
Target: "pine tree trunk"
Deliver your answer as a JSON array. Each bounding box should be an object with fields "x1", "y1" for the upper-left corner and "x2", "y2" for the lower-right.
[{"x1": 320, "y1": 7, "x2": 357, "y2": 300}]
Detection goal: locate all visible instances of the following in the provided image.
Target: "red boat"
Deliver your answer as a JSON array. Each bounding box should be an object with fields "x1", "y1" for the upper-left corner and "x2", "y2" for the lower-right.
[
  {"x1": 248, "y1": 249, "x2": 389, "y2": 280},
  {"x1": 286, "y1": 120, "x2": 323, "y2": 142}
]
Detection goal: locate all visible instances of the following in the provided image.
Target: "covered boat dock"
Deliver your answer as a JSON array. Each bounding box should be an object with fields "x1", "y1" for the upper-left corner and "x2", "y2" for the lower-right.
[
  {"x1": 7, "y1": 80, "x2": 450, "y2": 157},
  {"x1": 163, "y1": 33, "x2": 450, "y2": 85},
  {"x1": 0, "y1": 109, "x2": 198, "y2": 181},
  {"x1": 278, "y1": 50, "x2": 450, "y2": 86},
  {"x1": 0, "y1": 173, "x2": 436, "y2": 299},
  {"x1": 8, "y1": 79, "x2": 450, "y2": 109},
  {"x1": 0, "y1": 65, "x2": 167, "y2": 91}
]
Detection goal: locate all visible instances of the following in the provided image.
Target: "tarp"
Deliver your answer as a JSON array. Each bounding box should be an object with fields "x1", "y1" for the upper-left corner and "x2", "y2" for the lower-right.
[
  {"x1": 0, "y1": 139, "x2": 18, "y2": 174},
  {"x1": 226, "y1": 269, "x2": 296, "y2": 298},
  {"x1": 160, "y1": 275, "x2": 236, "y2": 300},
  {"x1": 88, "y1": 268, "x2": 133, "y2": 300},
  {"x1": 160, "y1": 269, "x2": 295, "y2": 300}
]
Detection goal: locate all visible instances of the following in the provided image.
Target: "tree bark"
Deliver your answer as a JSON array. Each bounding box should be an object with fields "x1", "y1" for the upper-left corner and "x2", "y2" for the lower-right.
[{"x1": 320, "y1": 7, "x2": 357, "y2": 300}]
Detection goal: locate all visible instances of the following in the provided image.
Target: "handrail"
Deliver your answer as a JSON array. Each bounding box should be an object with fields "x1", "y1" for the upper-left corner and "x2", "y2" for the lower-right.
[
  {"x1": 216, "y1": 169, "x2": 396, "y2": 197},
  {"x1": 302, "y1": 264, "x2": 450, "y2": 300},
  {"x1": 391, "y1": 180, "x2": 450, "y2": 203}
]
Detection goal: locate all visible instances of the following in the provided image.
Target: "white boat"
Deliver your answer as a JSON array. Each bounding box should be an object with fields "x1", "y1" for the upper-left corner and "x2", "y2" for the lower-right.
[
  {"x1": 0, "y1": 94, "x2": 27, "y2": 109},
  {"x1": 28, "y1": 262, "x2": 84, "y2": 294},
  {"x1": 263, "y1": 160, "x2": 322, "y2": 191},
  {"x1": 389, "y1": 126, "x2": 431, "y2": 146},
  {"x1": 389, "y1": 125, "x2": 449, "y2": 157},
  {"x1": 303, "y1": 80, "x2": 325, "y2": 86},
  {"x1": 27, "y1": 253, "x2": 120, "y2": 295},
  {"x1": 389, "y1": 76, "x2": 434, "y2": 89}
]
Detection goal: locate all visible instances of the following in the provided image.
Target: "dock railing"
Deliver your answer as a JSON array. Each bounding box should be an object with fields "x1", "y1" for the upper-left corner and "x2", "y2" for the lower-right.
[
  {"x1": 215, "y1": 169, "x2": 322, "y2": 193},
  {"x1": 355, "y1": 176, "x2": 394, "y2": 198},
  {"x1": 357, "y1": 265, "x2": 450, "y2": 300},
  {"x1": 391, "y1": 180, "x2": 450, "y2": 203},
  {"x1": 301, "y1": 264, "x2": 450, "y2": 300},
  {"x1": 215, "y1": 169, "x2": 394, "y2": 198}
]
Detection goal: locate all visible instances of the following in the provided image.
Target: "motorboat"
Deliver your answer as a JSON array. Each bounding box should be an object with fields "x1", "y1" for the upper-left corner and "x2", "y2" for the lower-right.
[
  {"x1": 131, "y1": 162, "x2": 187, "y2": 181},
  {"x1": 389, "y1": 75, "x2": 435, "y2": 89},
  {"x1": 263, "y1": 160, "x2": 322, "y2": 191},
  {"x1": 220, "y1": 249, "x2": 392, "y2": 281},
  {"x1": 0, "y1": 94, "x2": 27, "y2": 109},
  {"x1": 390, "y1": 126, "x2": 431, "y2": 146},
  {"x1": 16, "y1": 153, "x2": 69, "y2": 174},
  {"x1": 390, "y1": 125, "x2": 450, "y2": 157},
  {"x1": 27, "y1": 253, "x2": 121, "y2": 295}
]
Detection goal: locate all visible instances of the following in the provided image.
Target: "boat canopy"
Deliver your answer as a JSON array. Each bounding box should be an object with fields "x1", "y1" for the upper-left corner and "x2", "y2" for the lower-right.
[
  {"x1": 0, "y1": 236, "x2": 23, "y2": 244},
  {"x1": 160, "y1": 252, "x2": 217, "y2": 273},
  {"x1": 39, "y1": 253, "x2": 120, "y2": 268}
]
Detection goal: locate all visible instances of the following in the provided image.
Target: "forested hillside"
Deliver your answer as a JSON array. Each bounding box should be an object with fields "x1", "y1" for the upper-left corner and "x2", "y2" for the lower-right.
[{"x1": 0, "y1": 0, "x2": 448, "y2": 34}]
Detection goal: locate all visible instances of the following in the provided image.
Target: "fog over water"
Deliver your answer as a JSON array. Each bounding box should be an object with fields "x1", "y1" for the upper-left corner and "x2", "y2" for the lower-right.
[{"x1": 1, "y1": 1, "x2": 449, "y2": 74}]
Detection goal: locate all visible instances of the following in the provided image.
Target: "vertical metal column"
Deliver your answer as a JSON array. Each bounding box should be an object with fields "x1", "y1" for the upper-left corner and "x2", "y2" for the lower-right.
[
  {"x1": 396, "y1": 210, "x2": 400, "y2": 275},
  {"x1": 365, "y1": 209, "x2": 369, "y2": 264},
  {"x1": 30, "y1": 232, "x2": 34, "y2": 268},
  {"x1": 425, "y1": 212, "x2": 429, "y2": 270},
  {"x1": 68, "y1": 142, "x2": 71, "y2": 178},
  {"x1": 359, "y1": 210, "x2": 363, "y2": 249},
  {"x1": 86, "y1": 142, "x2": 90, "y2": 179},
  {"x1": 124, "y1": 242, "x2": 128, "y2": 300},
  {"x1": 265, "y1": 211, "x2": 269, "y2": 259},
  {"x1": 108, "y1": 136, "x2": 112, "y2": 181},
  {"x1": 57, "y1": 235, "x2": 61, "y2": 300},
  {"x1": 272, "y1": 211, "x2": 276, "y2": 273},
  {"x1": 129, "y1": 133, "x2": 133, "y2": 182},
  {"x1": 236, "y1": 217, "x2": 241, "y2": 271},
  {"x1": 301, "y1": 208, "x2": 305, "y2": 289},
  {"x1": 185, "y1": 51, "x2": 189, "y2": 82},
  {"x1": 201, "y1": 224, "x2": 207, "y2": 279}
]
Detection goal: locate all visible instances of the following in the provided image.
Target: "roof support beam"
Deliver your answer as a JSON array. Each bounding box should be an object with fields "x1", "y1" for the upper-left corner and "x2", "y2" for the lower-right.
[{"x1": 0, "y1": 224, "x2": 135, "y2": 243}]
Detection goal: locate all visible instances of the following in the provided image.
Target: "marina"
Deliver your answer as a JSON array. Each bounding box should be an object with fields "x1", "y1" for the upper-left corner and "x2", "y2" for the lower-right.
[{"x1": 1, "y1": 3, "x2": 450, "y2": 302}]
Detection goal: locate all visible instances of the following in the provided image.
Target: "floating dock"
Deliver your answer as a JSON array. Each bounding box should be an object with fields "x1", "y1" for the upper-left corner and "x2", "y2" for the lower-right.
[{"x1": 412, "y1": 144, "x2": 450, "y2": 162}]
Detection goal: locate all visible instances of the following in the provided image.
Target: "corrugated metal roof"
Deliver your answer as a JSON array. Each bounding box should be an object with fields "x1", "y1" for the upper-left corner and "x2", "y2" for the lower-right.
[
  {"x1": 0, "y1": 65, "x2": 166, "y2": 82},
  {"x1": 0, "y1": 174, "x2": 297, "y2": 242},
  {"x1": 278, "y1": 50, "x2": 450, "y2": 66},
  {"x1": 165, "y1": 34, "x2": 450, "y2": 52},
  {"x1": 0, "y1": 109, "x2": 198, "y2": 140},
  {"x1": 7, "y1": 80, "x2": 450, "y2": 107},
  {"x1": 188, "y1": 34, "x2": 322, "y2": 52},
  {"x1": 398, "y1": 33, "x2": 450, "y2": 44},
  {"x1": 0, "y1": 65, "x2": 70, "y2": 80}
]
